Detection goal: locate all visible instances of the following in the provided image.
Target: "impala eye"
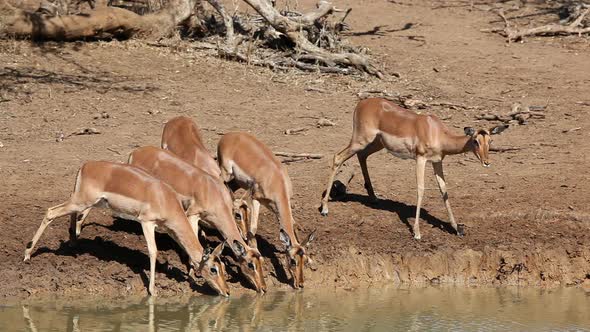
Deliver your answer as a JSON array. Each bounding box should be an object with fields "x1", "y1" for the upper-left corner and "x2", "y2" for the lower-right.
[
  {"x1": 247, "y1": 262, "x2": 255, "y2": 270},
  {"x1": 290, "y1": 258, "x2": 297, "y2": 266},
  {"x1": 235, "y1": 213, "x2": 242, "y2": 221},
  {"x1": 210, "y1": 267, "x2": 218, "y2": 275}
]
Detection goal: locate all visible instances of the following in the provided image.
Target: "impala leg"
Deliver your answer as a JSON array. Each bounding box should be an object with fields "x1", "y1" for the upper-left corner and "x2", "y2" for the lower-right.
[
  {"x1": 24, "y1": 201, "x2": 82, "y2": 261},
  {"x1": 433, "y1": 162, "x2": 462, "y2": 236},
  {"x1": 141, "y1": 221, "x2": 158, "y2": 296},
  {"x1": 357, "y1": 140, "x2": 384, "y2": 202},
  {"x1": 68, "y1": 207, "x2": 91, "y2": 247},
  {"x1": 247, "y1": 199, "x2": 261, "y2": 248},
  {"x1": 413, "y1": 157, "x2": 427, "y2": 240},
  {"x1": 320, "y1": 144, "x2": 361, "y2": 216}
]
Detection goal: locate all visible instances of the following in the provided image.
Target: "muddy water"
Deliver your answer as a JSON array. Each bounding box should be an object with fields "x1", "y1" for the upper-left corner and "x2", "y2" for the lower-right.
[{"x1": 2, "y1": 287, "x2": 589, "y2": 331}]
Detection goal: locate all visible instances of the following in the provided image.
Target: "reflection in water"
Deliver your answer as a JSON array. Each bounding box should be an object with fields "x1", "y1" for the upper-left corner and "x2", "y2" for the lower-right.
[{"x1": 3, "y1": 287, "x2": 590, "y2": 331}]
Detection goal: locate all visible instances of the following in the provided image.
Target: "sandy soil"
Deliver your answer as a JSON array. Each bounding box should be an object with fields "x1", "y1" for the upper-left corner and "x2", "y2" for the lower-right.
[{"x1": 1, "y1": 0, "x2": 589, "y2": 298}]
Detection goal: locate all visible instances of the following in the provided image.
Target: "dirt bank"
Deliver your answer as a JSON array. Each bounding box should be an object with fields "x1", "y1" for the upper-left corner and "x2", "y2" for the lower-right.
[{"x1": 1, "y1": 0, "x2": 589, "y2": 298}]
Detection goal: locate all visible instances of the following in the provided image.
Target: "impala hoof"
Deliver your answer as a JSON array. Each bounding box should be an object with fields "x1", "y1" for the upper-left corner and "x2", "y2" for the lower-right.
[
  {"x1": 23, "y1": 249, "x2": 31, "y2": 262},
  {"x1": 457, "y1": 224, "x2": 465, "y2": 237},
  {"x1": 319, "y1": 205, "x2": 329, "y2": 216},
  {"x1": 413, "y1": 234, "x2": 421, "y2": 240}
]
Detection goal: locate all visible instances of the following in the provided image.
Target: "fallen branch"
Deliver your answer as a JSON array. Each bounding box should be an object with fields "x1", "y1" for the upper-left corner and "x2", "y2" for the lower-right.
[
  {"x1": 242, "y1": 0, "x2": 383, "y2": 78},
  {"x1": 490, "y1": 146, "x2": 523, "y2": 152},
  {"x1": 305, "y1": 87, "x2": 328, "y2": 93},
  {"x1": 107, "y1": 147, "x2": 122, "y2": 155},
  {"x1": 477, "y1": 102, "x2": 546, "y2": 125},
  {"x1": 274, "y1": 152, "x2": 323, "y2": 159},
  {"x1": 562, "y1": 127, "x2": 581, "y2": 133},
  {"x1": 281, "y1": 157, "x2": 310, "y2": 163},
  {"x1": 284, "y1": 127, "x2": 309, "y2": 135},
  {"x1": 497, "y1": 8, "x2": 590, "y2": 42}
]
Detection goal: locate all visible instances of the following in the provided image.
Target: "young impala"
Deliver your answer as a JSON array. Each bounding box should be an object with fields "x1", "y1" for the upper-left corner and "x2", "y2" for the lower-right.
[
  {"x1": 217, "y1": 132, "x2": 315, "y2": 289},
  {"x1": 23, "y1": 161, "x2": 230, "y2": 296},
  {"x1": 129, "y1": 146, "x2": 267, "y2": 293},
  {"x1": 161, "y1": 115, "x2": 250, "y2": 233},
  {"x1": 320, "y1": 98, "x2": 507, "y2": 240}
]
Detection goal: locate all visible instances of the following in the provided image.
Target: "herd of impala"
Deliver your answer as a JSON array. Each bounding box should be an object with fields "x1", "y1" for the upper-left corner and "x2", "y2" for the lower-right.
[{"x1": 23, "y1": 98, "x2": 507, "y2": 296}]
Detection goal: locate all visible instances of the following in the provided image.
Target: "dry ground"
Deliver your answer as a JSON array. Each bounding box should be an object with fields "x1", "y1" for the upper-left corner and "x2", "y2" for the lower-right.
[{"x1": 1, "y1": 0, "x2": 589, "y2": 298}]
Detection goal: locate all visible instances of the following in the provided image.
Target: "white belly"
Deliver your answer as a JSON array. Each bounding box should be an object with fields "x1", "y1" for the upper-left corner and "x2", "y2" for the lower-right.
[
  {"x1": 96, "y1": 192, "x2": 144, "y2": 222},
  {"x1": 380, "y1": 133, "x2": 415, "y2": 160}
]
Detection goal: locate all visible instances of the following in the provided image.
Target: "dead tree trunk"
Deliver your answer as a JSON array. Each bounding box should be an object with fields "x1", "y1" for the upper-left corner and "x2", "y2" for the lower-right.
[{"x1": 3, "y1": 0, "x2": 197, "y2": 40}]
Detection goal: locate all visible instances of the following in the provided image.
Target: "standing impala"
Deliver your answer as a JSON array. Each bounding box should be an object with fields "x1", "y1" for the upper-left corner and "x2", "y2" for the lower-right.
[
  {"x1": 217, "y1": 132, "x2": 315, "y2": 289},
  {"x1": 23, "y1": 161, "x2": 230, "y2": 296},
  {"x1": 320, "y1": 98, "x2": 507, "y2": 240},
  {"x1": 161, "y1": 116, "x2": 250, "y2": 233},
  {"x1": 129, "y1": 146, "x2": 267, "y2": 293}
]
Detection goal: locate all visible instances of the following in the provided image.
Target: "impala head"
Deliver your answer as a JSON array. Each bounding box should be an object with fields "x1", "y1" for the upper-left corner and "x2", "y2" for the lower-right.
[
  {"x1": 231, "y1": 240, "x2": 267, "y2": 293},
  {"x1": 464, "y1": 125, "x2": 508, "y2": 167},
  {"x1": 198, "y1": 242, "x2": 230, "y2": 297},
  {"x1": 280, "y1": 229, "x2": 315, "y2": 289}
]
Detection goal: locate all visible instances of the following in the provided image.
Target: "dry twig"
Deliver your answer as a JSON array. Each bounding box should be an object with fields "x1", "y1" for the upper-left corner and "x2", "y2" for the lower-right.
[
  {"x1": 284, "y1": 127, "x2": 309, "y2": 135},
  {"x1": 274, "y1": 152, "x2": 323, "y2": 159}
]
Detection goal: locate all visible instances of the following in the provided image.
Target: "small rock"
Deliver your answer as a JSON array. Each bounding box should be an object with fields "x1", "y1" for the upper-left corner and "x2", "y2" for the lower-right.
[
  {"x1": 94, "y1": 112, "x2": 110, "y2": 119},
  {"x1": 317, "y1": 118, "x2": 335, "y2": 127},
  {"x1": 403, "y1": 98, "x2": 428, "y2": 109}
]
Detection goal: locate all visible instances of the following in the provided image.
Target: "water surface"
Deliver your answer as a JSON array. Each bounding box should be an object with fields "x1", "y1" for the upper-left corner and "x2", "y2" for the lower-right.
[{"x1": 2, "y1": 286, "x2": 589, "y2": 331}]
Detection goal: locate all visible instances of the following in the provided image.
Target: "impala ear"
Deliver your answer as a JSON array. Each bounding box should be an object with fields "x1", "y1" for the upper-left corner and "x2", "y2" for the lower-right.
[
  {"x1": 180, "y1": 198, "x2": 192, "y2": 212},
  {"x1": 212, "y1": 241, "x2": 225, "y2": 257},
  {"x1": 464, "y1": 127, "x2": 476, "y2": 136},
  {"x1": 202, "y1": 247, "x2": 212, "y2": 261},
  {"x1": 490, "y1": 124, "x2": 509, "y2": 135},
  {"x1": 301, "y1": 229, "x2": 316, "y2": 247},
  {"x1": 279, "y1": 229, "x2": 292, "y2": 249},
  {"x1": 231, "y1": 240, "x2": 247, "y2": 257}
]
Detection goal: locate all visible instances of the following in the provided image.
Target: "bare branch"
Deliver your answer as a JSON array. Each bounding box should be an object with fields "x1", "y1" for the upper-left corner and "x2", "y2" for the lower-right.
[{"x1": 274, "y1": 152, "x2": 323, "y2": 159}]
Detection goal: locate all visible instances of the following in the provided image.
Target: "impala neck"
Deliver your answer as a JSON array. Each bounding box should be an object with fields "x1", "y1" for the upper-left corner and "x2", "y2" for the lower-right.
[
  {"x1": 276, "y1": 194, "x2": 299, "y2": 246},
  {"x1": 441, "y1": 133, "x2": 473, "y2": 156},
  {"x1": 174, "y1": 223, "x2": 204, "y2": 263},
  {"x1": 219, "y1": 213, "x2": 249, "y2": 248}
]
